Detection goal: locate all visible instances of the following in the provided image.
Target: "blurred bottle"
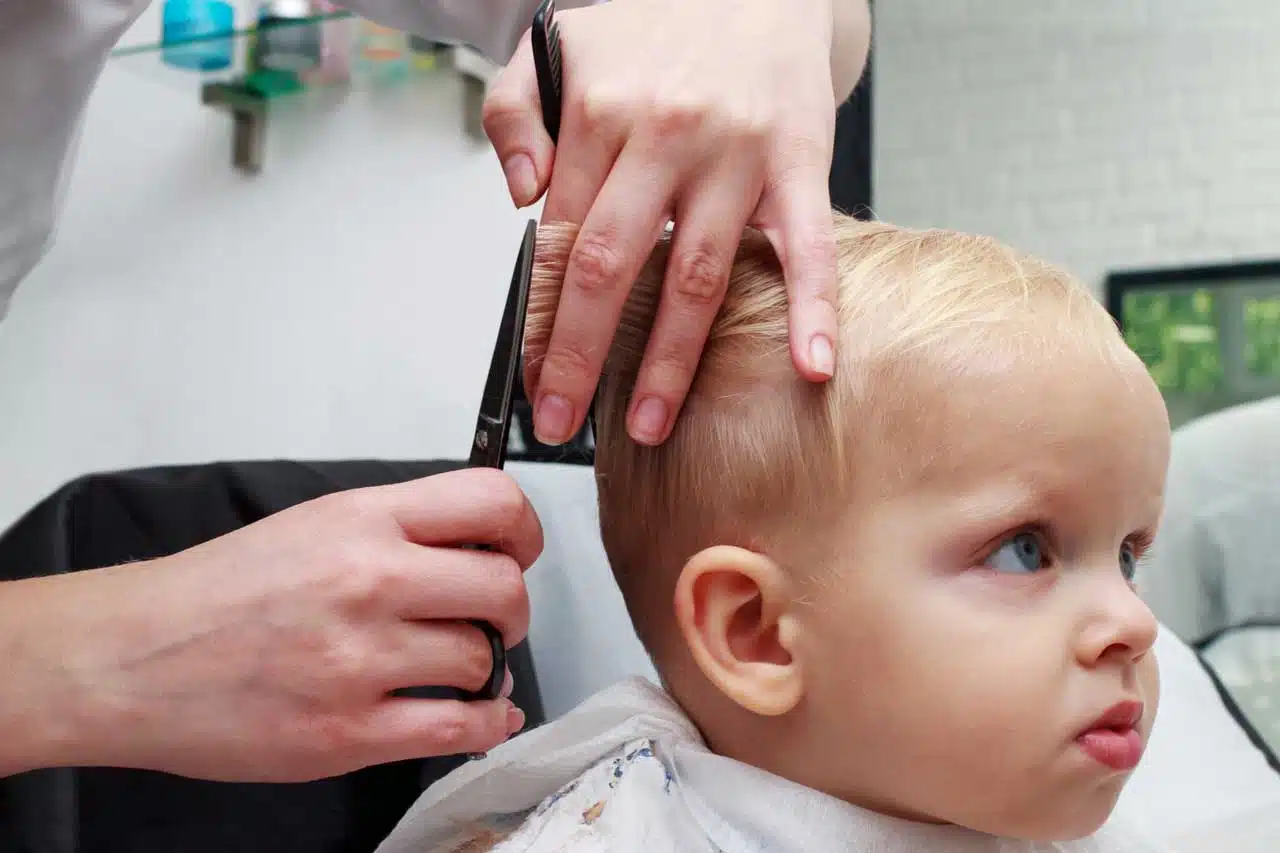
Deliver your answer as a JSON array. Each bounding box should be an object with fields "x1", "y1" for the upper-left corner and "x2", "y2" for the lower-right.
[
  {"x1": 353, "y1": 19, "x2": 409, "y2": 83},
  {"x1": 254, "y1": 0, "x2": 322, "y2": 74},
  {"x1": 160, "y1": 0, "x2": 235, "y2": 72}
]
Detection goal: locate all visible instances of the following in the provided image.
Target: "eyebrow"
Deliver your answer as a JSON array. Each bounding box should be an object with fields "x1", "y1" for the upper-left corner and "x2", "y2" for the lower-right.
[{"x1": 922, "y1": 479, "x2": 1061, "y2": 554}]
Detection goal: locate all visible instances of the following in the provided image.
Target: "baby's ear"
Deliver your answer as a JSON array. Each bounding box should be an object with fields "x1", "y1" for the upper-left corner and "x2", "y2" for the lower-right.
[{"x1": 673, "y1": 545, "x2": 804, "y2": 716}]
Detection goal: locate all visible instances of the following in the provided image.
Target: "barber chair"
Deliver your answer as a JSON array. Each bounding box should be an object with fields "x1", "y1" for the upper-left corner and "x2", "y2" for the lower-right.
[{"x1": 0, "y1": 459, "x2": 546, "y2": 853}]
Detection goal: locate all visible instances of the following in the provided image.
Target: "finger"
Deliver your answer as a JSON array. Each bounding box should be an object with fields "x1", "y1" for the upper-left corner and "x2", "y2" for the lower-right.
[
  {"x1": 482, "y1": 31, "x2": 555, "y2": 208},
  {"x1": 394, "y1": 541, "x2": 531, "y2": 647},
  {"x1": 376, "y1": 620, "x2": 510, "y2": 696},
  {"x1": 538, "y1": 80, "x2": 628, "y2": 226},
  {"x1": 362, "y1": 696, "x2": 526, "y2": 763},
  {"x1": 755, "y1": 137, "x2": 840, "y2": 382},
  {"x1": 377, "y1": 469, "x2": 544, "y2": 569},
  {"x1": 627, "y1": 156, "x2": 765, "y2": 445},
  {"x1": 522, "y1": 94, "x2": 626, "y2": 400},
  {"x1": 531, "y1": 142, "x2": 680, "y2": 444}
]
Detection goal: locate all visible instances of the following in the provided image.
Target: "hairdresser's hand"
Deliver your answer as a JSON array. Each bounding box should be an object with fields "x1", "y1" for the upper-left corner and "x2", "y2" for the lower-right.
[
  {"x1": 484, "y1": 0, "x2": 861, "y2": 446},
  {"x1": 2, "y1": 469, "x2": 538, "y2": 782}
]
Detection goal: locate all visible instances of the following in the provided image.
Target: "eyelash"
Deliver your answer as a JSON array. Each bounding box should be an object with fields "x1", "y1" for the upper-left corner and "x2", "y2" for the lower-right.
[{"x1": 981, "y1": 525, "x2": 1155, "y2": 574}]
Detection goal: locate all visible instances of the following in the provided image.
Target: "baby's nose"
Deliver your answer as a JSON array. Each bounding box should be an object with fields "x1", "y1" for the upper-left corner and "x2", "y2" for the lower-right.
[{"x1": 1076, "y1": 580, "x2": 1160, "y2": 666}]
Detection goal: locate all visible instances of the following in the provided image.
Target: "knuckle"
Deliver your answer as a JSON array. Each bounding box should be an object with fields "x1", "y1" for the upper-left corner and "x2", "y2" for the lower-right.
[
  {"x1": 482, "y1": 554, "x2": 529, "y2": 633},
  {"x1": 541, "y1": 343, "x2": 597, "y2": 388},
  {"x1": 480, "y1": 80, "x2": 523, "y2": 127},
  {"x1": 671, "y1": 242, "x2": 730, "y2": 306},
  {"x1": 644, "y1": 340, "x2": 701, "y2": 392},
  {"x1": 318, "y1": 633, "x2": 372, "y2": 686},
  {"x1": 430, "y1": 703, "x2": 479, "y2": 753},
  {"x1": 578, "y1": 86, "x2": 629, "y2": 131},
  {"x1": 482, "y1": 472, "x2": 528, "y2": 532},
  {"x1": 335, "y1": 545, "x2": 400, "y2": 613},
  {"x1": 568, "y1": 232, "x2": 625, "y2": 298},
  {"x1": 649, "y1": 94, "x2": 705, "y2": 141},
  {"x1": 459, "y1": 626, "x2": 498, "y2": 690},
  {"x1": 727, "y1": 109, "x2": 771, "y2": 146}
]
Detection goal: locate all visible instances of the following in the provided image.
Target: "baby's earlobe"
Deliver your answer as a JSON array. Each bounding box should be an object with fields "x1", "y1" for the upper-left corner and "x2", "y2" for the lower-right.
[{"x1": 674, "y1": 546, "x2": 805, "y2": 717}]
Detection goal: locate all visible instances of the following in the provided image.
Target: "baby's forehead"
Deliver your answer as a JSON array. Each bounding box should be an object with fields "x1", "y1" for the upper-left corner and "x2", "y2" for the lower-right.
[{"x1": 851, "y1": 338, "x2": 1170, "y2": 527}]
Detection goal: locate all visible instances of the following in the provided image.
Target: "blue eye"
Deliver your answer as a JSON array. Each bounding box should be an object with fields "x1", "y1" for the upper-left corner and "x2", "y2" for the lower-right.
[
  {"x1": 1120, "y1": 544, "x2": 1138, "y2": 582},
  {"x1": 985, "y1": 532, "x2": 1047, "y2": 574}
]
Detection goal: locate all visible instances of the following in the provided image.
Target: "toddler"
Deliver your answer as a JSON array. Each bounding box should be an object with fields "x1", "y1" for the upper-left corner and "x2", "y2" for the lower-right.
[{"x1": 377, "y1": 215, "x2": 1173, "y2": 853}]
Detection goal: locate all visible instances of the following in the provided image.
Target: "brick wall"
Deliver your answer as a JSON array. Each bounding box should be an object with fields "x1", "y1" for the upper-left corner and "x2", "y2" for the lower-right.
[{"x1": 872, "y1": 1, "x2": 1280, "y2": 296}]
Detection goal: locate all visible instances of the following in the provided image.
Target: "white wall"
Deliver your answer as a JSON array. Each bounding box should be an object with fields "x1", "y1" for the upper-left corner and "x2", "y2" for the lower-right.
[
  {"x1": 873, "y1": 0, "x2": 1280, "y2": 295},
  {"x1": 0, "y1": 7, "x2": 532, "y2": 530}
]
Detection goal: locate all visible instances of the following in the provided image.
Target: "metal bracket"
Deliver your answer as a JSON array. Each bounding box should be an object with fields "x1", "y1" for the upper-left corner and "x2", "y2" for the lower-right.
[
  {"x1": 197, "y1": 41, "x2": 499, "y2": 173},
  {"x1": 201, "y1": 82, "x2": 269, "y2": 175}
]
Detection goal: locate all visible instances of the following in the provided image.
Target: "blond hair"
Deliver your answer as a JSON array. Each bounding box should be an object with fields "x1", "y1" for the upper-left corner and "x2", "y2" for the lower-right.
[{"x1": 527, "y1": 214, "x2": 1121, "y2": 655}]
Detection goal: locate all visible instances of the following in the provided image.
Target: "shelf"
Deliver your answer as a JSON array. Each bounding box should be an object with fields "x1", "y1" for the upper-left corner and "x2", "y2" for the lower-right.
[{"x1": 108, "y1": 11, "x2": 498, "y2": 173}]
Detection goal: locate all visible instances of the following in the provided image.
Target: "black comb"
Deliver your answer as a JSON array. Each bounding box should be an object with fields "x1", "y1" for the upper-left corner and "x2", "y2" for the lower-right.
[{"x1": 532, "y1": 0, "x2": 563, "y2": 143}]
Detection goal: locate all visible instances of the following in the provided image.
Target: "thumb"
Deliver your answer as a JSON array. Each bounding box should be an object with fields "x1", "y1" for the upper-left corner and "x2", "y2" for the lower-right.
[{"x1": 483, "y1": 31, "x2": 555, "y2": 209}]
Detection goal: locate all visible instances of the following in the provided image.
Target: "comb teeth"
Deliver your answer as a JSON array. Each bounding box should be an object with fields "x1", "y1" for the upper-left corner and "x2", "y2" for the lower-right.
[
  {"x1": 549, "y1": 24, "x2": 561, "y2": 81},
  {"x1": 533, "y1": 0, "x2": 564, "y2": 141},
  {"x1": 546, "y1": 6, "x2": 562, "y2": 88}
]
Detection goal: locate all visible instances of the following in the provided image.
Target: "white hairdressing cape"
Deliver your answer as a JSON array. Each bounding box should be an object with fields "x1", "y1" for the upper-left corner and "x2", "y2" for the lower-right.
[
  {"x1": 0, "y1": 0, "x2": 595, "y2": 321},
  {"x1": 373, "y1": 676, "x2": 1169, "y2": 853}
]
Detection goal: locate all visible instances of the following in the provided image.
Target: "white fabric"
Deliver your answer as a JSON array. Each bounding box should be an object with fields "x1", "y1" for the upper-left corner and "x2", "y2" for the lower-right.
[
  {"x1": 0, "y1": 0, "x2": 595, "y2": 321},
  {"x1": 1139, "y1": 395, "x2": 1280, "y2": 645},
  {"x1": 1114, "y1": 626, "x2": 1280, "y2": 843},
  {"x1": 374, "y1": 677, "x2": 1168, "y2": 853}
]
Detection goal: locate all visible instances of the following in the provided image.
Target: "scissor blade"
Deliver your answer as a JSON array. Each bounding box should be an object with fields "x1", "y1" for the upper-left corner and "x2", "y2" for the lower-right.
[{"x1": 469, "y1": 220, "x2": 537, "y2": 469}]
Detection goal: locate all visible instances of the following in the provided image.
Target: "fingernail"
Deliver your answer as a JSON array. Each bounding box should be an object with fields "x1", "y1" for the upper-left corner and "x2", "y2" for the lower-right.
[
  {"x1": 501, "y1": 667, "x2": 514, "y2": 699},
  {"x1": 629, "y1": 397, "x2": 669, "y2": 444},
  {"x1": 809, "y1": 334, "x2": 835, "y2": 378},
  {"x1": 534, "y1": 394, "x2": 573, "y2": 445},
  {"x1": 506, "y1": 701, "x2": 526, "y2": 734},
  {"x1": 502, "y1": 154, "x2": 537, "y2": 207}
]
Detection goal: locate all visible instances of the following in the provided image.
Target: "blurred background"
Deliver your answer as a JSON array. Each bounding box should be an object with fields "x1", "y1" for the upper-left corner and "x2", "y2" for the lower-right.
[{"x1": 2, "y1": 0, "x2": 1276, "y2": 525}]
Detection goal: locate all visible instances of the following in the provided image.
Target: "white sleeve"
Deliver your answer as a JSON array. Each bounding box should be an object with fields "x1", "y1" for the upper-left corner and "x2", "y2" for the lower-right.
[
  {"x1": 0, "y1": 0, "x2": 150, "y2": 321},
  {"x1": 341, "y1": 0, "x2": 598, "y2": 67}
]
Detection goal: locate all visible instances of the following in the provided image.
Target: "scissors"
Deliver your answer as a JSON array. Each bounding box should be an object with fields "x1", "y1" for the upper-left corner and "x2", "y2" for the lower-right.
[{"x1": 458, "y1": 0, "x2": 564, "y2": 722}]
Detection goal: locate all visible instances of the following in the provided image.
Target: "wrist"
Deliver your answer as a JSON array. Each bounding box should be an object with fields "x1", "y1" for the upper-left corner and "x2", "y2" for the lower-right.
[
  {"x1": 0, "y1": 568, "x2": 147, "y2": 775},
  {"x1": 0, "y1": 576, "x2": 88, "y2": 774}
]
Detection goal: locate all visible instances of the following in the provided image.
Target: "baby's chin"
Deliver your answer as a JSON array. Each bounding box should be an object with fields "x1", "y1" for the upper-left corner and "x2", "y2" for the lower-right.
[{"x1": 955, "y1": 780, "x2": 1127, "y2": 843}]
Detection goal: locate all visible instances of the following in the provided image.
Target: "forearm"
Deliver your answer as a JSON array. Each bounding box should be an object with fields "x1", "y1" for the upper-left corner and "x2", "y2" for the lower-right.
[
  {"x1": 830, "y1": 0, "x2": 872, "y2": 104},
  {"x1": 0, "y1": 576, "x2": 89, "y2": 776}
]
